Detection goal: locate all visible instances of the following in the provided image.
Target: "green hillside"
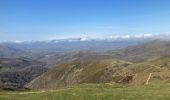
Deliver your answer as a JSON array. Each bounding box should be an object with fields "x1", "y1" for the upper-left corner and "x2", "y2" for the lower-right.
[{"x1": 1, "y1": 84, "x2": 170, "y2": 100}]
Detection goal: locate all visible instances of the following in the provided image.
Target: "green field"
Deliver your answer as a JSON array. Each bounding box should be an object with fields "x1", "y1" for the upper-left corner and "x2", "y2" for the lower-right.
[{"x1": 0, "y1": 84, "x2": 170, "y2": 100}]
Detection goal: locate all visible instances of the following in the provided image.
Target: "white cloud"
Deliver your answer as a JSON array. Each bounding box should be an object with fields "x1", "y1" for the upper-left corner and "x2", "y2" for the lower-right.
[
  {"x1": 133, "y1": 34, "x2": 153, "y2": 38},
  {"x1": 109, "y1": 34, "x2": 131, "y2": 39},
  {"x1": 143, "y1": 34, "x2": 153, "y2": 37},
  {"x1": 14, "y1": 40, "x2": 22, "y2": 43},
  {"x1": 46, "y1": 32, "x2": 170, "y2": 41},
  {"x1": 109, "y1": 33, "x2": 154, "y2": 40},
  {"x1": 123, "y1": 35, "x2": 130, "y2": 38},
  {"x1": 134, "y1": 34, "x2": 143, "y2": 38}
]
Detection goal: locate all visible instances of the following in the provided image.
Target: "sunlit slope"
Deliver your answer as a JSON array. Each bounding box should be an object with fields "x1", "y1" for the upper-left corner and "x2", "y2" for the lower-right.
[
  {"x1": 112, "y1": 56, "x2": 170, "y2": 85},
  {"x1": 26, "y1": 59, "x2": 132, "y2": 90}
]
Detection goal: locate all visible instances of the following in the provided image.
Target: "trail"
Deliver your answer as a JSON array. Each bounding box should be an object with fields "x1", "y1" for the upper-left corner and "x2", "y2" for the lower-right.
[
  {"x1": 145, "y1": 73, "x2": 152, "y2": 85},
  {"x1": 7, "y1": 88, "x2": 72, "y2": 95},
  {"x1": 18, "y1": 91, "x2": 46, "y2": 94}
]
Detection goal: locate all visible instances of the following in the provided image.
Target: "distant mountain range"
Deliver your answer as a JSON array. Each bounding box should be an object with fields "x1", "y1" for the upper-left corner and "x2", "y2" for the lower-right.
[
  {"x1": 2, "y1": 33, "x2": 170, "y2": 43},
  {"x1": 113, "y1": 40, "x2": 170, "y2": 62},
  {"x1": 0, "y1": 44, "x2": 25, "y2": 58},
  {"x1": 0, "y1": 38, "x2": 149, "y2": 57},
  {"x1": 1, "y1": 38, "x2": 170, "y2": 90}
]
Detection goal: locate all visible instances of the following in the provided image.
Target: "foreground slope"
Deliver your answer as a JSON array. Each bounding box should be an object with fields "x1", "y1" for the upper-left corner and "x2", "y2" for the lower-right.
[
  {"x1": 1, "y1": 84, "x2": 170, "y2": 100},
  {"x1": 26, "y1": 59, "x2": 132, "y2": 90}
]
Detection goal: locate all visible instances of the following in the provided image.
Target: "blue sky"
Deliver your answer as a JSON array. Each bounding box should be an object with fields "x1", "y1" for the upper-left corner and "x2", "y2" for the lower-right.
[{"x1": 0, "y1": 0, "x2": 170, "y2": 41}]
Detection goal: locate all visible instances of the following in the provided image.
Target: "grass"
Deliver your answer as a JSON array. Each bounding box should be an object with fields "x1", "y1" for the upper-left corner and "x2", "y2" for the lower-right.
[{"x1": 1, "y1": 83, "x2": 170, "y2": 100}]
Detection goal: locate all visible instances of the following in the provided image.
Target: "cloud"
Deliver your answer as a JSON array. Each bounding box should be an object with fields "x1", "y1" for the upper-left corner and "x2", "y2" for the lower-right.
[
  {"x1": 14, "y1": 40, "x2": 22, "y2": 43},
  {"x1": 133, "y1": 34, "x2": 153, "y2": 38},
  {"x1": 134, "y1": 34, "x2": 143, "y2": 38},
  {"x1": 143, "y1": 34, "x2": 153, "y2": 37},
  {"x1": 109, "y1": 33, "x2": 154, "y2": 39},
  {"x1": 109, "y1": 34, "x2": 131, "y2": 39}
]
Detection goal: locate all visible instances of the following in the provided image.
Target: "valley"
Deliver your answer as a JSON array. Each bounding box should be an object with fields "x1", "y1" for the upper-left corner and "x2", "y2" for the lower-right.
[
  {"x1": 1, "y1": 39, "x2": 170, "y2": 99},
  {"x1": 1, "y1": 0, "x2": 169, "y2": 99}
]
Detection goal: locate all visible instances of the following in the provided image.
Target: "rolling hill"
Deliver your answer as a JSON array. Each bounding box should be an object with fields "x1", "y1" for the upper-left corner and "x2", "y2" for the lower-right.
[
  {"x1": 26, "y1": 55, "x2": 170, "y2": 90},
  {"x1": 39, "y1": 51, "x2": 114, "y2": 68},
  {"x1": 1, "y1": 39, "x2": 170, "y2": 91},
  {"x1": 112, "y1": 56, "x2": 170, "y2": 85},
  {"x1": 112, "y1": 40, "x2": 170, "y2": 62},
  {"x1": 26, "y1": 59, "x2": 132, "y2": 90}
]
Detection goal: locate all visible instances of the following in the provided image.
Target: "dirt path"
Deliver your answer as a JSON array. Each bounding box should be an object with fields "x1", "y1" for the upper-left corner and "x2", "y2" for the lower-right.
[
  {"x1": 18, "y1": 91, "x2": 46, "y2": 94},
  {"x1": 6, "y1": 88, "x2": 72, "y2": 95},
  {"x1": 145, "y1": 73, "x2": 152, "y2": 85}
]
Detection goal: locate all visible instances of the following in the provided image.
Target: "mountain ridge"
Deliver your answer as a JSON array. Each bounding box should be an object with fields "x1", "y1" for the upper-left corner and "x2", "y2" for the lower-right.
[{"x1": 26, "y1": 59, "x2": 132, "y2": 90}]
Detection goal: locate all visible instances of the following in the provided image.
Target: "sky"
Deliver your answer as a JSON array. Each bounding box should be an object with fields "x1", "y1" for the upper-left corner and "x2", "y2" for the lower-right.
[{"x1": 0, "y1": 0, "x2": 170, "y2": 41}]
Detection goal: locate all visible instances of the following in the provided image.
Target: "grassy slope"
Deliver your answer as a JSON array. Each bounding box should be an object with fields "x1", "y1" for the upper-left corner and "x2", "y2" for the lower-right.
[
  {"x1": 26, "y1": 59, "x2": 132, "y2": 90},
  {"x1": 111, "y1": 56, "x2": 170, "y2": 85},
  {"x1": 1, "y1": 84, "x2": 170, "y2": 100},
  {"x1": 27, "y1": 56, "x2": 170, "y2": 90}
]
